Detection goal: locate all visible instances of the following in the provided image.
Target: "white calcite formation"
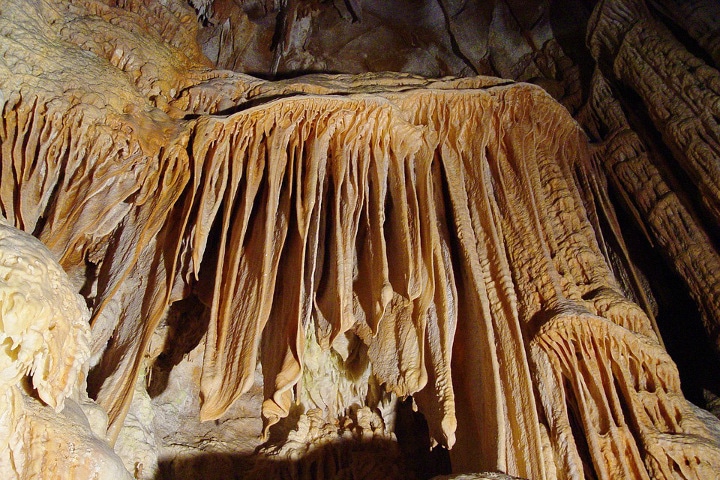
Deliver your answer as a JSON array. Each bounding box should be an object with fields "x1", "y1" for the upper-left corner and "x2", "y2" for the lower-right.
[{"x1": 0, "y1": 218, "x2": 130, "y2": 479}]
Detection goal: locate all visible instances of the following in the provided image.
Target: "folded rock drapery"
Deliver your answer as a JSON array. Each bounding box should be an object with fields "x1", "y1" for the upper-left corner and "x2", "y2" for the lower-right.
[{"x1": 1, "y1": 0, "x2": 720, "y2": 478}]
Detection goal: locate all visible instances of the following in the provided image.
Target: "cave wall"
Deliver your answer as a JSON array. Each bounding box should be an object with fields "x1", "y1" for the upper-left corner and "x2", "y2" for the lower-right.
[{"x1": 1, "y1": 0, "x2": 720, "y2": 479}]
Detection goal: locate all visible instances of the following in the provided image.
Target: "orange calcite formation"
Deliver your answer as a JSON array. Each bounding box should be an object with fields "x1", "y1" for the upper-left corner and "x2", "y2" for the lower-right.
[{"x1": 1, "y1": 0, "x2": 720, "y2": 479}]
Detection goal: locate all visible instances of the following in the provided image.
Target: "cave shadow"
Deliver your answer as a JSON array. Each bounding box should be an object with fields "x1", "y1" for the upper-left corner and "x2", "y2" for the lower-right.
[
  {"x1": 547, "y1": 0, "x2": 597, "y2": 104},
  {"x1": 607, "y1": 175, "x2": 720, "y2": 407},
  {"x1": 147, "y1": 295, "x2": 209, "y2": 398},
  {"x1": 242, "y1": 67, "x2": 346, "y2": 82},
  {"x1": 154, "y1": 397, "x2": 450, "y2": 480},
  {"x1": 155, "y1": 434, "x2": 450, "y2": 480}
]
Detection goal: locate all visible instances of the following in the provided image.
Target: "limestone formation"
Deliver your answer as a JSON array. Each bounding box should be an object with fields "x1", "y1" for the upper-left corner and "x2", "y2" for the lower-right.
[
  {"x1": 583, "y1": 0, "x2": 720, "y2": 349},
  {"x1": 0, "y1": 219, "x2": 130, "y2": 479},
  {"x1": 1, "y1": 0, "x2": 720, "y2": 479}
]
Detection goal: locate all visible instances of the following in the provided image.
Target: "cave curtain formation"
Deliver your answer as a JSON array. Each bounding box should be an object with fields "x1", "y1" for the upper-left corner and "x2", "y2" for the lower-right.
[{"x1": 1, "y1": 0, "x2": 720, "y2": 478}]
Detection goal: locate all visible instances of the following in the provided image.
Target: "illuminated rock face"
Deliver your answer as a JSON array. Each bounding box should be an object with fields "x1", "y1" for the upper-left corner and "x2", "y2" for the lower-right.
[
  {"x1": 0, "y1": 219, "x2": 131, "y2": 479},
  {"x1": 1, "y1": 0, "x2": 720, "y2": 479}
]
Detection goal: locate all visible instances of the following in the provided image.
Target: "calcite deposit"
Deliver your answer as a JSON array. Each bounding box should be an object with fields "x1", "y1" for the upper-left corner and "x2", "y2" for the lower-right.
[
  {"x1": 1, "y1": 0, "x2": 720, "y2": 479},
  {"x1": 0, "y1": 219, "x2": 130, "y2": 479}
]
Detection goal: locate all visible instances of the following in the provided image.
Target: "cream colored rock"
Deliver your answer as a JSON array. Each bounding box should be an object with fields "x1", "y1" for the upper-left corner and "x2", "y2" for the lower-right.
[
  {"x1": 114, "y1": 369, "x2": 159, "y2": 479},
  {"x1": 0, "y1": 219, "x2": 130, "y2": 479},
  {"x1": 1, "y1": 394, "x2": 132, "y2": 480},
  {"x1": 0, "y1": 219, "x2": 90, "y2": 409},
  {"x1": 433, "y1": 474, "x2": 526, "y2": 480}
]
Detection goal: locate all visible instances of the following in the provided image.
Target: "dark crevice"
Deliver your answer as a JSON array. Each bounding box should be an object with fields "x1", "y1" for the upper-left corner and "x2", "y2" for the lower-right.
[
  {"x1": 564, "y1": 376, "x2": 599, "y2": 480},
  {"x1": 548, "y1": 0, "x2": 598, "y2": 106},
  {"x1": 395, "y1": 397, "x2": 452, "y2": 479},
  {"x1": 606, "y1": 178, "x2": 720, "y2": 406},
  {"x1": 614, "y1": 81, "x2": 720, "y2": 250},
  {"x1": 147, "y1": 296, "x2": 209, "y2": 398},
  {"x1": 646, "y1": 0, "x2": 717, "y2": 69}
]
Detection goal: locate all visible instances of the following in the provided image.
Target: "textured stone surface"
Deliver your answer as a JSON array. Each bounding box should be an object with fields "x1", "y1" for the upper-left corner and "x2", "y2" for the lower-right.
[
  {"x1": 433, "y1": 473, "x2": 526, "y2": 480},
  {"x1": 0, "y1": 219, "x2": 130, "y2": 479},
  {"x1": 584, "y1": 0, "x2": 720, "y2": 350},
  {"x1": 1, "y1": 0, "x2": 720, "y2": 479}
]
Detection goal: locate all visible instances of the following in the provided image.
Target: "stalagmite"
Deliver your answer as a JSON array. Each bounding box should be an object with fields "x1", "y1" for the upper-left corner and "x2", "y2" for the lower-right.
[{"x1": 1, "y1": 0, "x2": 720, "y2": 479}]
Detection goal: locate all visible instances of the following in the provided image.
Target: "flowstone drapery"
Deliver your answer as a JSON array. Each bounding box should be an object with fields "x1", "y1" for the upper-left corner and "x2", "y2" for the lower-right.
[{"x1": 1, "y1": 0, "x2": 720, "y2": 478}]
